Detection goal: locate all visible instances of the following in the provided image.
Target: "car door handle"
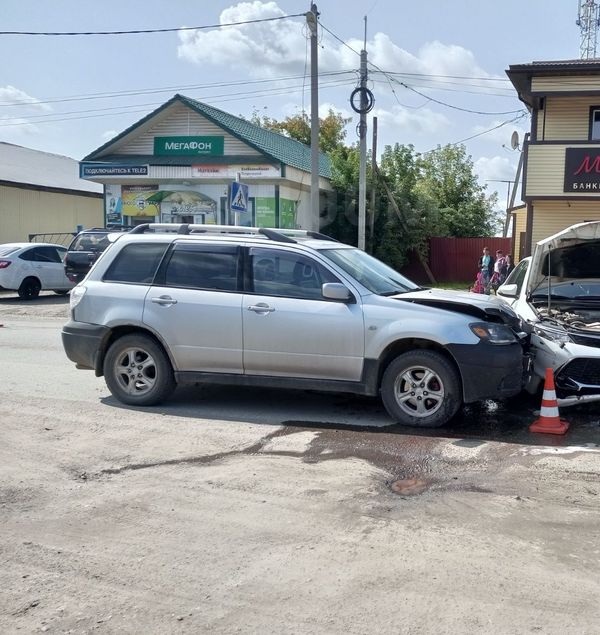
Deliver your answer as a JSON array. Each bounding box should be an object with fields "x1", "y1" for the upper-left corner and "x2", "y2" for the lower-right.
[
  {"x1": 151, "y1": 295, "x2": 178, "y2": 306},
  {"x1": 247, "y1": 303, "x2": 275, "y2": 313}
]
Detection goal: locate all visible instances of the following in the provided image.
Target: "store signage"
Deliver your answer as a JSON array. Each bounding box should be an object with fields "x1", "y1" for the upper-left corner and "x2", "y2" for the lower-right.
[
  {"x1": 154, "y1": 136, "x2": 224, "y2": 156},
  {"x1": 191, "y1": 164, "x2": 280, "y2": 178},
  {"x1": 564, "y1": 148, "x2": 600, "y2": 192},
  {"x1": 80, "y1": 163, "x2": 148, "y2": 178}
]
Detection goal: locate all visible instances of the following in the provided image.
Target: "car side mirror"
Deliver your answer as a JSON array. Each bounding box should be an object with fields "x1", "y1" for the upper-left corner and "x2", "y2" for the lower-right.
[
  {"x1": 322, "y1": 283, "x2": 353, "y2": 302},
  {"x1": 497, "y1": 283, "x2": 518, "y2": 298}
]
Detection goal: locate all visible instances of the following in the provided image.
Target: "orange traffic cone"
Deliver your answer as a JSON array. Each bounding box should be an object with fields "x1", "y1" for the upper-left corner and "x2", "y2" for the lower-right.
[{"x1": 529, "y1": 368, "x2": 570, "y2": 435}]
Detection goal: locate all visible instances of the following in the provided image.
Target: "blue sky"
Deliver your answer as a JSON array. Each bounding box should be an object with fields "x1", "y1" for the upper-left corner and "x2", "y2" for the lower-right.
[{"x1": 0, "y1": 0, "x2": 580, "y2": 208}]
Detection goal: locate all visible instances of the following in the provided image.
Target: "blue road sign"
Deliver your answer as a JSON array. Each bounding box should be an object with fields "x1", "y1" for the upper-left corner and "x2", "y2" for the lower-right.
[{"x1": 230, "y1": 181, "x2": 249, "y2": 213}]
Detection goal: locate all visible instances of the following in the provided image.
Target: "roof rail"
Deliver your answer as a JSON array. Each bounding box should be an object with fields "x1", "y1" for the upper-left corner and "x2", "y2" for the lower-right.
[{"x1": 125, "y1": 223, "x2": 338, "y2": 243}]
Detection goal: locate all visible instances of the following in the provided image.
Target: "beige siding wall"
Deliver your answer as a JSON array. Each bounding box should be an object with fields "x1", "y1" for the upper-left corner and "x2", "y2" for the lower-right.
[
  {"x1": 103, "y1": 103, "x2": 261, "y2": 157},
  {"x1": 531, "y1": 200, "x2": 600, "y2": 246},
  {"x1": 532, "y1": 75, "x2": 600, "y2": 92},
  {"x1": 540, "y1": 96, "x2": 597, "y2": 140},
  {"x1": 512, "y1": 207, "x2": 527, "y2": 260},
  {"x1": 525, "y1": 144, "x2": 600, "y2": 197},
  {"x1": 285, "y1": 165, "x2": 332, "y2": 191},
  {"x1": 0, "y1": 185, "x2": 103, "y2": 243}
]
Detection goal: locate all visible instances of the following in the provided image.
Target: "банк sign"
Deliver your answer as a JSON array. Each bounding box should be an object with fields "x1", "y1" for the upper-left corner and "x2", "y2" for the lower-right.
[{"x1": 564, "y1": 148, "x2": 600, "y2": 192}]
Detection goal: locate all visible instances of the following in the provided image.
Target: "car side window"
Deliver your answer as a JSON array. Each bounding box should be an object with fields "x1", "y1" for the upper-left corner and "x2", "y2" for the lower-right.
[
  {"x1": 18, "y1": 248, "x2": 37, "y2": 262},
  {"x1": 34, "y1": 246, "x2": 63, "y2": 263},
  {"x1": 506, "y1": 259, "x2": 529, "y2": 294},
  {"x1": 162, "y1": 243, "x2": 240, "y2": 292},
  {"x1": 103, "y1": 243, "x2": 169, "y2": 284},
  {"x1": 249, "y1": 248, "x2": 340, "y2": 299}
]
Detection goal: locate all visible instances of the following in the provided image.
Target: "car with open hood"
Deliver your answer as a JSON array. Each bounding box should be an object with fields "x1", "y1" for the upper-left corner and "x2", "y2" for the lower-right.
[{"x1": 497, "y1": 221, "x2": 600, "y2": 405}]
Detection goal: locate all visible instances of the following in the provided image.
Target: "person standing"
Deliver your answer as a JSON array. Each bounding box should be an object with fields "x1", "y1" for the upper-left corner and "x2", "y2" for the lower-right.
[
  {"x1": 493, "y1": 249, "x2": 508, "y2": 289},
  {"x1": 477, "y1": 246, "x2": 494, "y2": 294},
  {"x1": 505, "y1": 254, "x2": 515, "y2": 277}
]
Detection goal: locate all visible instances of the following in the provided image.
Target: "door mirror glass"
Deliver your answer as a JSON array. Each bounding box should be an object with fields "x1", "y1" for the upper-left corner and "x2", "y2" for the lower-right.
[
  {"x1": 497, "y1": 283, "x2": 518, "y2": 298},
  {"x1": 322, "y1": 282, "x2": 352, "y2": 301}
]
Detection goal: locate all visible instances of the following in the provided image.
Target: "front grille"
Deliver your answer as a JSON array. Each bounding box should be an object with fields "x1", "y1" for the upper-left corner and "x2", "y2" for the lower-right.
[
  {"x1": 556, "y1": 358, "x2": 600, "y2": 387},
  {"x1": 571, "y1": 333, "x2": 600, "y2": 349}
]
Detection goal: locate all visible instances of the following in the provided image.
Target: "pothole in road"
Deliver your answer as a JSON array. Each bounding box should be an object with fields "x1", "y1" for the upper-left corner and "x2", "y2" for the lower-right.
[{"x1": 389, "y1": 477, "x2": 431, "y2": 496}]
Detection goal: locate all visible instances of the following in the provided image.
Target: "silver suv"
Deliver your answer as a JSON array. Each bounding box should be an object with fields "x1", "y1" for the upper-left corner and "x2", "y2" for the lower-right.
[{"x1": 62, "y1": 224, "x2": 524, "y2": 427}]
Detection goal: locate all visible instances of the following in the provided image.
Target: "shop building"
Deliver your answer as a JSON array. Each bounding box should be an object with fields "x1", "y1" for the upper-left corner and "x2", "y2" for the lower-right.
[
  {"x1": 81, "y1": 94, "x2": 332, "y2": 230},
  {"x1": 0, "y1": 142, "x2": 103, "y2": 243},
  {"x1": 507, "y1": 59, "x2": 600, "y2": 257}
]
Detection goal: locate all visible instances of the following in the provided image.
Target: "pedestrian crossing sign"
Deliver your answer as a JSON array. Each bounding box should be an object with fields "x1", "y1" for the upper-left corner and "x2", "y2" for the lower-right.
[{"x1": 230, "y1": 181, "x2": 249, "y2": 213}]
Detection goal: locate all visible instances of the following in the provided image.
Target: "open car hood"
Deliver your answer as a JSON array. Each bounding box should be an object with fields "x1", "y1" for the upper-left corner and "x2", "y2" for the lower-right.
[{"x1": 528, "y1": 220, "x2": 600, "y2": 293}]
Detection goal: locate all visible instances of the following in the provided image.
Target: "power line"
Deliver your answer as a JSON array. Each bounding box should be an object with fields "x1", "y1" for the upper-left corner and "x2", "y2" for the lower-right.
[
  {"x1": 423, "y1": 112, "x2": 529, "y2": 152},
  {"x1": 320, "y1": 20, "x2": 523, "y2": 116},
  {"x1": 0, "y1": 13, "x2": 306, "y2": 36},
  {"x1": 0, "y1": 78, "x2": 356, "y2": 128},
  {"x1": 0, "y1": 70, "x2": 355, "y2": 108}
]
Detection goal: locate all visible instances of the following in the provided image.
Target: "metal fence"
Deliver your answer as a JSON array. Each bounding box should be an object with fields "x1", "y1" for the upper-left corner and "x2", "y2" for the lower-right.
[
  {"x1": 401, "y1": 237, "x2": 513, "y2": 285},
  {"x1": 28, "y1": 232, "x2": 77, "y2": 247}
]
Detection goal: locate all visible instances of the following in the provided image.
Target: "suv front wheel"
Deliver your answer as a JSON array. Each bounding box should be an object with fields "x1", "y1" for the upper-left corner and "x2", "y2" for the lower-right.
[
  {"x1": 103, "y1": 334, "x2": 175, "y2": 406},
  {"x1": 381, "y1": 350, "x2": 460, "y2": 427}
]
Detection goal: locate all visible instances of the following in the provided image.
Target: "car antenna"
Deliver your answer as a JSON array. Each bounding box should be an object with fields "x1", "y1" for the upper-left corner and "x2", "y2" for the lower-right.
[{"x1": 547, "y1": 251, "x2": 552, "y2": 314}]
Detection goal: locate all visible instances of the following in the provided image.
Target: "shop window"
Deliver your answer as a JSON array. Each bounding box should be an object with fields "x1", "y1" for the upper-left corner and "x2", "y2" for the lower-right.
[{"x1": 590, "y1": 107, "x2": 600, "y2": 140}]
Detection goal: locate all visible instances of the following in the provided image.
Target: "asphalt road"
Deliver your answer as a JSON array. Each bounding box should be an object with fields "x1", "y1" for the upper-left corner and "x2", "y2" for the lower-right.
[{"x1": 1, "y1": 293, "x2": 599, "y2": 634}]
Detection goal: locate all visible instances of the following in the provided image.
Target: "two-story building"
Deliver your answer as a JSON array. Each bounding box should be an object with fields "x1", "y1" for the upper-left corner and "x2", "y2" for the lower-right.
[{"x1": 507, "y1": 59, "x2": 600, "y2": 258}]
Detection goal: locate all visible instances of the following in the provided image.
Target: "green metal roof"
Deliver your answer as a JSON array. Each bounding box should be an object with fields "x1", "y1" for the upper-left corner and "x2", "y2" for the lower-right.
[{"x1": 83, "y1": 94, "x2": 331, "y2": 179}]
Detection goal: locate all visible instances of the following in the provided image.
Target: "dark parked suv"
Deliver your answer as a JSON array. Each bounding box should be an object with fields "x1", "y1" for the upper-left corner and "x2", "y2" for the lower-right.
[{"x1": 64, "y1": 226, "x2": 132, "y2": 283}]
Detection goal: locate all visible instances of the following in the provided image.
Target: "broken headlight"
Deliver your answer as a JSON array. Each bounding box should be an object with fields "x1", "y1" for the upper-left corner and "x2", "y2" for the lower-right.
[
  {"x1": 533, "y1": 324, "x2": 572, "y2": 344},
  {"x1": 470, "y1": 322, "x2": 517, "y2": 345}
]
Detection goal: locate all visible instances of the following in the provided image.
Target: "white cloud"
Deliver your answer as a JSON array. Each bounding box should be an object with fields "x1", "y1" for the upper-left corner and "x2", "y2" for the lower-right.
[
  {"x1": 178, "y1": 2, "x2": 307, "y2": 77},
  {"x1": 475, "y1": 155, "x2": 517, "y2": 184},
  {"x1": 371, "y1": 104, "x2": 449, "y2": 136},
  {"x1": 177, "y1": 2, "x2": 500, "y2": 92},
  {"x1": 0, "y1": 85, "x2": 51, "y2": 112},
  {"x1": 102, "y1": 129, "x2": 118, "y2": 141},
  {"x1": 0, "y1": 117, "x2": 39, "y2": 136}
]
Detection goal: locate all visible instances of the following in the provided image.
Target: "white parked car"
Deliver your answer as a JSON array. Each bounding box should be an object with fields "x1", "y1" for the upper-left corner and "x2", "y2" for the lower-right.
[
  {"x1": 497, "y1": 221, "x2": 600, "y2": 405},
  {"x1": 0, "y1": 242, "x2": 74, "y2": 299}
]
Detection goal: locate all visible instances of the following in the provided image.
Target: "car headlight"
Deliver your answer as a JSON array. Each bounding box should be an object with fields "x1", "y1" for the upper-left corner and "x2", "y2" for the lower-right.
[
  {"x1": 70, "y1": 285, "x2": 87, "y2": 310},
  {"x1": 470, "y1": 322, "x2": 517, "y2": 345},
  {"x1": 533, "y1": 324, "x2": 572, "y2": 344}
]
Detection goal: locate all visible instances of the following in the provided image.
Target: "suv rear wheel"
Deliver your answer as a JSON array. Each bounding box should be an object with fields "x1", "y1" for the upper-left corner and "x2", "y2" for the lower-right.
[
  {"x1": 103, "y1": 334, "x2": 175, "y2": 406},
  {"x1": 381, "y1": 350, "x2": 460, "y2": 427}
]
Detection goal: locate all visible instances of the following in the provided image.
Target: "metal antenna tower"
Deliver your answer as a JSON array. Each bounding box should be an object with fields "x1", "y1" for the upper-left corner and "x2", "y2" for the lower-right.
[{"x1": 577, "y1": 0, "x2": 600, "y2": 59}]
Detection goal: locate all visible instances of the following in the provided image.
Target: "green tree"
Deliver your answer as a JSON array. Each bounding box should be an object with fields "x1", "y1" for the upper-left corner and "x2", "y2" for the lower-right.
[
  {"x1": 248, "y1": 109, "x2": 350, "y2": 154},
  {"x1": 417, "y1": 144, "x2": 499, "y2": 237}
]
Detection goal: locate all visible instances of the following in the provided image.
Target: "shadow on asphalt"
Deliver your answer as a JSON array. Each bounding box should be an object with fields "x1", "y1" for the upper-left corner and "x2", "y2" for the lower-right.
[
  {"x1": 100, "y1": 384, "x2": 600, "y2": 449},
  {"x1": 0, "y1": 291, "x2": 69, "y2": 306}
]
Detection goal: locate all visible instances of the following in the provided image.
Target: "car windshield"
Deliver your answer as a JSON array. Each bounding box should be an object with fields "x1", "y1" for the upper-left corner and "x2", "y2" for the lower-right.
[
  {"x1": 531, "y1": 279, "x2": 600, "y2": 302},
  {"x1": 71, "y1": 233, "x2": 111, "y2": 252},
  {"x1": 319, "y1": 247, "x2": 420, "y2": 295},
  {"x1": 0, "y1": 245, "x2": 20, "y2": 257}
]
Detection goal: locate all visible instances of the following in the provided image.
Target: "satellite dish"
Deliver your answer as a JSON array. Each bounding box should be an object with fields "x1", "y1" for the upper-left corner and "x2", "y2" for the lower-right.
[{"x1": 510, "y1": 130, "x2": 520, "y2": 150}]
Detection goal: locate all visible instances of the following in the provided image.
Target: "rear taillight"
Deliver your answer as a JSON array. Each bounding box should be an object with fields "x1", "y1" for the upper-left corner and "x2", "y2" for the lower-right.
[{"x1": 0, "y1": 260, "x2": 11, "y2": 269}]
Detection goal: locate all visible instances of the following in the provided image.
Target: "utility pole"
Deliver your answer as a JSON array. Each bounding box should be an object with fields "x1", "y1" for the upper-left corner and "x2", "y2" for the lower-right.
[
  {"x1": 307, "y1": 4, "x2": 320, "y2": 231},
  {"x1": 357, "y1": 17, "x2": 368, "y2": 250},
  {"x1": 369, "y1": 115, "x2": 378, "y2": 252}
]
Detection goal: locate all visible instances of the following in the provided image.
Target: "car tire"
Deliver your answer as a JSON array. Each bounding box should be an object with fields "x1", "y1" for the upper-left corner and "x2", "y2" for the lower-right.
[
  {"x1": 381, "y1": 350, "x2": 461, "y2": 427},
  {"x1": 103, "y1": 334, "x2": 176, "y2": 406},
  {"x1": 17, "y1": 277, "x2": 41, "y2": 300}
]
